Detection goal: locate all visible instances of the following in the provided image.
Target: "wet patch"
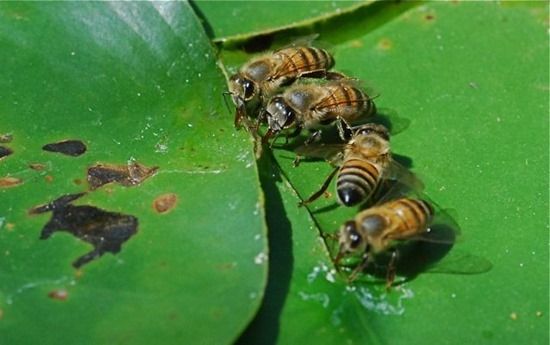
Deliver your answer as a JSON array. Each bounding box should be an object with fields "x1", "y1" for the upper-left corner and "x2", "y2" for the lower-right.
[
  {"x1": 0, "y1": 177, "x2": 22, "y2": 188},
  {"x1": 87, "y1": 161, "x2": 158, "y2": 190},
  {"x1": 30, "y1": 193, "x2": 138, "y2": 268},
  {"x1": 29, "y1": 163, "x2": 46, "y2": 171},
  {"x1": 48, "y1": 289, "x2": 68, "y2": 301},
  {"x1": 42, "y1": 140, "x2": 87, "y2": 157},
  {"x1": 0, "y1": 146, "x2": 13, "y2": 160},
  {"x1": 153, "y1": 193, "x2": 178, "y2": 214},
  {"x1": 0, "y1": 133, "x2": 13, "y2": 143}
]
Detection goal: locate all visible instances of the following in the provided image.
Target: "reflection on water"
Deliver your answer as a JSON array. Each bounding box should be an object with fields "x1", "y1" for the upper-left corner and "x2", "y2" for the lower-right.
[{"x1": 348, "y1": 284, "x2": 415, "y2": 316}]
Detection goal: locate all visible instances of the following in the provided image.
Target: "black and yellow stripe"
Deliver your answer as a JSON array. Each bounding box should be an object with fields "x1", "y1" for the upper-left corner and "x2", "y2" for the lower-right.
[
  {"x1": 336, "y1": 158, "x2": 381, "y2": 206},
  {"x1": 276, "y1": 47, "x2": 333, "y2": 75},
  {"x1": 388, "y1": 198, "x2": 434, "y2": 235}
]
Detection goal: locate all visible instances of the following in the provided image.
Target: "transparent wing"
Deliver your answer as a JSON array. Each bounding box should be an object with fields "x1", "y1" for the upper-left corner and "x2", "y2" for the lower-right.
[
  {"x1": 371, "y1": 159, "x2": 425, "y2": 206},
  {"x1": 425, "y1": 249, "x2": 493, "y2": 275},
  {"x1": 277, "y1": 33, "x2": 320, "y2": 49},
  {"x1": 294, "y1": 143, "x2": 346, "y2": 166}
]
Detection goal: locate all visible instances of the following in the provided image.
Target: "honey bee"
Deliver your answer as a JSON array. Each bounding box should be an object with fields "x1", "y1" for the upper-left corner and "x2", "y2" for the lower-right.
[
  {"x1": 261, "y1": 79, "x2": 377, "y2": 145},
  {"x1": 334, "y1": 197, "x2": 455, "y2": 287},
  {"x1": 228, "y1": 42, "x2": 335, "y2": 128},
  {"x1": 297, "y1": 123, "x2": 401, "y2": 207}
]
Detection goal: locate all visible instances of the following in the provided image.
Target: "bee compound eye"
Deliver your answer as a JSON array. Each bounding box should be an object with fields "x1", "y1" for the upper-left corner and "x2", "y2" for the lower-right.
[
  {"x1": 243, "y1": 79, "x2": 255, "y2": 100},
  {"x1": 343, "y1": 221, "x2": 362, "y2": 249}
]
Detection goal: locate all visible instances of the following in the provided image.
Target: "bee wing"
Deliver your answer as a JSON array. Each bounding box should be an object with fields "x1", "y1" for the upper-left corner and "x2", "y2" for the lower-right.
[
  {"x1": 312, "y1": 80, "x2": 375, "y2": 114},
  {"x1": 425, "y1": 249, "x2": 493, "y2": 275},
  {"x1": 411, "y1": 203, "x2": 462, "y2": 245},
  {"x1": 370, "y1": 160, "x2": 425, "y2": 205},
  {"x1": 278, "y1": 33, "x2": 320, "y2": 49},
  {"x1": 294, "y1": 143, "x2": 346, "y2": 166}
]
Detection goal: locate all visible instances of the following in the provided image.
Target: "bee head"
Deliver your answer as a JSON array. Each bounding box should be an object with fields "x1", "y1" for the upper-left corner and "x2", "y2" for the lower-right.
[
  {"x1": 337, "y1": 221, "x2": 366, "y2": 261},
  {"x1": 265, "y1": 96, "x2": 297, "y2": 132},
  {"x1": 228, "y1": 74, "x2": 256, "y2": 104},
  {"x1": 355, "y1": 123, "x2": 390, "y2": 141}
]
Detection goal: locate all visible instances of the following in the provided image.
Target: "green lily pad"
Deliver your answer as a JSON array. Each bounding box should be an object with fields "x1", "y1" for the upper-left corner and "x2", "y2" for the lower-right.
[
  {"x1": 219, "y1": 1, "x2": 548, "y2": 344},
  {"x1": 193, "y1": 0, "x2": 372, "y2": 42},
  {"x1": 0, "y1": 2, "x2": 266, "y2": 344}
]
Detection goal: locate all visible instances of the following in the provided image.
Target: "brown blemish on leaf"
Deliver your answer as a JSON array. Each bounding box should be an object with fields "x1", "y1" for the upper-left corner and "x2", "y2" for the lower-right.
[
  {"x1": 44, "y1": 175, "x2": 54, "y2": 183},
  {"x1": 0, "y1": 133, "x2": 12, "y2": 143},
  {"x1": 48, "y1": 289, "x2": 68, "y2": 301},
  {"x1": 425, "y1": 14, "x2": 435, "y2": 21},
  {"x1": 29, "y1": 163, "x2": 46, "y2": 171},
  {"x1": 6, "y1": 223, "x2": 15, "y2": 231},
  {"x1": 73, "y1": 178, "x2": 83, "y2": 185},
  {"x1": 42, "y1": 139, "x2": 87, "y2": 157},
  {"x1": 0, "y1": 146, "x2": 13, "y2": 160},
  {"x1": 30, "y1": 193, "x2": 138, "y2": 268},
  {"x1": 87, "y1": 161, "x2": 158, "y2": 190},
  {"x1": 377, "y1": 38, "x2": 393, "y2": 51},
  {"x1": 153, "y1": 193, "x2": 178, "y2": 214},
  {"x1": 0, "y1": 177, "x2": 22, "y2": 188}
]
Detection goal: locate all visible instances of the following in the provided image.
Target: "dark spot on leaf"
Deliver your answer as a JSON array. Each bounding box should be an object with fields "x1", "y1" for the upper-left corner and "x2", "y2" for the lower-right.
[
  {"x1": 42, "y1": 140, "x2": 87, "y2": 157},
  {"x1": 73, "y1": 178, "x2": 83, "y2": 185},
  {"x1": 87, "y1": 161, "x2": 158, "y2": 190},
  {"x1": 29, "y1": 163, "x2": 46, "y2": 171},
  {"x1": 0, "y1": 177, "x2": 22, "y2": 188},
  {"x1": 377, "y1": 38, "x2": 393, "y2": 50},
  {"x1": 242, "y1": 34, "x2": 274, "y2": 53},
  {"x1": 30, "y1": 193, "x2": 138, "y2": 268},
  {"x1": 0, "y1": 146, "x2": 12, "y2": 160},
  {"x1": 0, "y1": 133, "x2": 12, "y2": 143},
  {"x1": 48, "y1": 289, "x2": 68, "y2": 301},
  {"x1": 425, "y1": 14, "x2": 435, "y2": 21},
  {"x1": 153, "y1": 193, "x2": 178, "y2": 214}
]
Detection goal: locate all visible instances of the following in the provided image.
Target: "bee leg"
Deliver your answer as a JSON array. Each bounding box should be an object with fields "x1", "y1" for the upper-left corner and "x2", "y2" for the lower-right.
[
  {"x1": 285, "y1": 126, "x2": 303, "y2": 144},
  {"x1": 293, "y1": 155, "x2": 303, "y2": 167},
  {"x1": 385, "y1": 249, "x2": 400, "y2": 290},
  {"x1": 336, "y1": 117, "x2": 353, "y2": 141},
  {"x1": 348, "y1": 252, "x2": 370, "y2": 282},
  {"x1": 304, "y1": 129, "x2": 322, "y2": 145},
  {"x1": 299, "y1": 167, "x2": 339, "y2": 207}
]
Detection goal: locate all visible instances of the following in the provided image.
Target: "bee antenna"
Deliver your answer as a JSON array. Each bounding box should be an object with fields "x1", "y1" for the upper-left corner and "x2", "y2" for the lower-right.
[
  {"x1": 369, "y1": 93, "x2": 381, "y2": 101},
  {"x1": 221, "y1": 91, "x2": 234, "y2": 114}
]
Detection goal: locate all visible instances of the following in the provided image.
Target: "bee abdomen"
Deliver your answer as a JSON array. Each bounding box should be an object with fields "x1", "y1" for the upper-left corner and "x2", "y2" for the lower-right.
[
  {"x1": 393, "y1": 198, "x2": 434, "y2": 230},
  {"x1": 336, "y1": 159, "x2": 380, "y2": 206},
  {"x1": 349, "y1": 86, "x2": 376, "y2": 116}
]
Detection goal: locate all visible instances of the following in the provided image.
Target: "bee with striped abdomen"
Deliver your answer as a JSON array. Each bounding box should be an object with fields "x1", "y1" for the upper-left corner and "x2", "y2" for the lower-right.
[
  {"x1": 228, "y1": 40, "x2": 335, "y2": 128},
  {"x1": 261, "y1": 79, "x2": 377, "y2": 145},
  {"x1": 334, "y1": 197, "x2": 457, "y2": 287},
  {"x1": 296, "y1": 123, "x2": 416, "y2": 207}
]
